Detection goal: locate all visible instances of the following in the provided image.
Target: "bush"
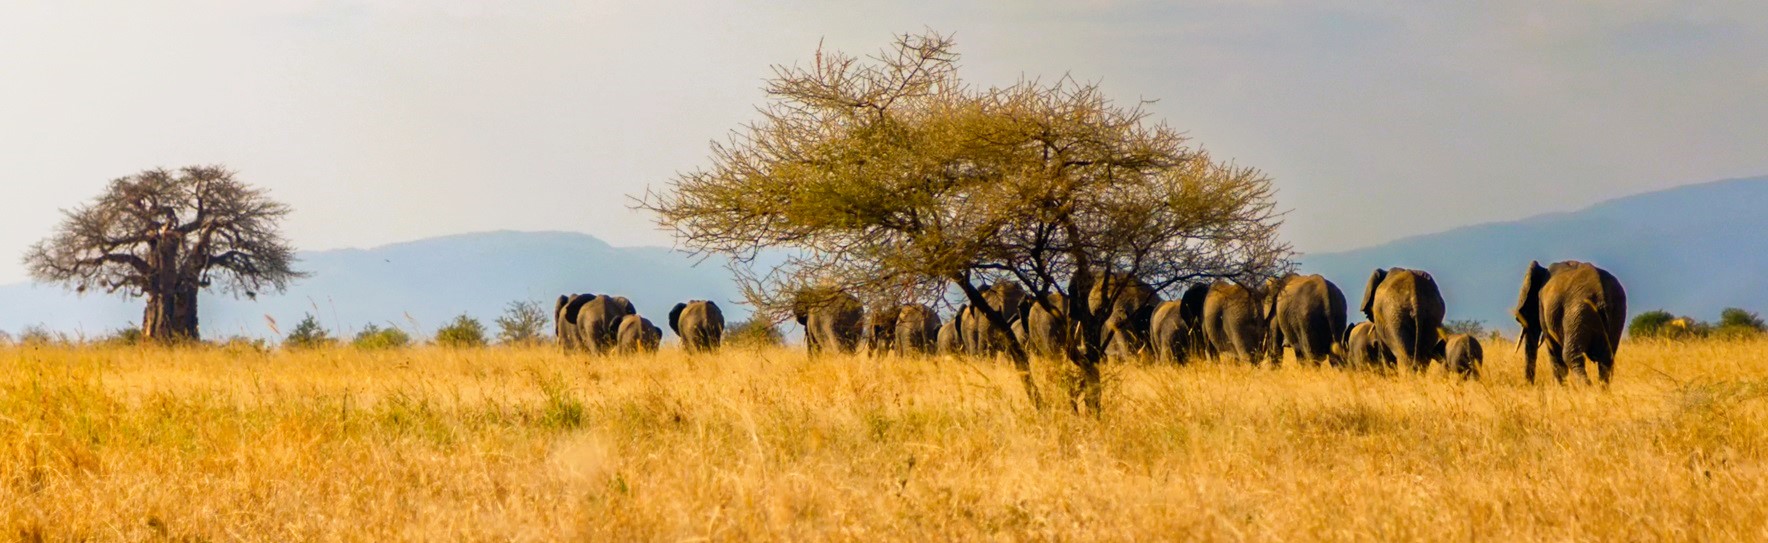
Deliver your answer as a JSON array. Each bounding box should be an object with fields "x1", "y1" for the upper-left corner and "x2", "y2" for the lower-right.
[
  {"x1": 1630, "y1": 310, "x2": 1676, "y2": 339},
  {"x1": 98, "y1": 326, "x2": 144, "y2": 347},
  {"x1": 284, "y1": 314, "x2": 335, "y2": 350},
  {"x1": 435, "y1": 314, "x2": 488, "y2": 348},
  {"x1": 215, "y1": 336, "x2": 272, "y2": 354},
  {"x1": 725, "y1": 318, "x2": 782, "y2": 348},
  {"x1": 495, "y1": 300, "x2": 552, "y2": 347},
  {"x1": 1444, "y1": 320, "x2": 1486, "y2": 337},
  {"x1": 17, "y1": 325, "x2": 69, "y2": 347},
  {"x1": 353, "y1": 323, "x2": 413, "y2": 350},
  {"x1": 1719, "y1": 308, "x2": 1765, "y2": 331}
]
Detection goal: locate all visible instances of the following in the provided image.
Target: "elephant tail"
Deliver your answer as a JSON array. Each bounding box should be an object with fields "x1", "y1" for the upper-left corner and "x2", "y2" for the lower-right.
[
  {"x1": 1584, "y1": 298, "x2": 1615, "y2": 359},
  {"x1": 1413, "y1": 305, "x2": 1427, "y2": 370}
]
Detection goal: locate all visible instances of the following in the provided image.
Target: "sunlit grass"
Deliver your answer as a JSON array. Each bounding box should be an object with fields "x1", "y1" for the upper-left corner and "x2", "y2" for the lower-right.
[{"x1": 2, "y1": 337, "x2": 1765, "y2": 540}]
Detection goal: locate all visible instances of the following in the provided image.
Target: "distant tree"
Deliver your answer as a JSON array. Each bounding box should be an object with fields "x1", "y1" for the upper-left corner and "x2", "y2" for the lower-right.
[
  {"x1": 284, "y1": 314, "x2": 334, "y2": 349},
  {"x1": 435, "y1": 315, "x2": 488, "y2": 348},
  {"x1": 641, "y1": 31, "x2": 1290, "y2": 412},
  {"x1": 23, "y1": 166, "x2": 304, "y2": 343},
  {"x1": 1718, "y1": 308, "x2": 1766, "y2": 331},
  {"x1": 495, "y1": 300, "x2": 552, "y2": 346},
  {"x1": 353, "y1": 323, "x2": 413, "y2": 350},
  {"x1": 725, "y1": 318, "x2": 784, "y2": 348},
  {"x1": 1444, "y1": 320, "x2": 1486, "y2": 337}
]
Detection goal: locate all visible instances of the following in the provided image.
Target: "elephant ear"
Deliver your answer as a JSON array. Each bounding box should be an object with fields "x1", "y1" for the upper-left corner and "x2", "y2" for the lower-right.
[
  {"x1": 668, "y1": 303, "x2": 687, "y2": 335},
  {"x1": 1359, "y1": 269, "x2": 1387, "y2": 321},
  {"x1": 1512, "y1": 261, "x2": 1549, "y2": 334},
  {"x1": 619, "y1": 297, "x2": 637, "y2": 315},
  {"x1": 563, "y1": 295, "x2": 594, "y2": 324},
  {"x1": 1262, "y1": 277, "x2": 1281, "y2": 325}
]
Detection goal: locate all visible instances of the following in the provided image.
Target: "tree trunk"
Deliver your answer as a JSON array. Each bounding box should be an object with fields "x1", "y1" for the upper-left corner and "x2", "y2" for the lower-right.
[
  {"x1": 140, "y1": 229, "x2": 200, "y2": 343},
  {"x1": 955, "y1": 277, "x2": 1043, "y2": 411}
]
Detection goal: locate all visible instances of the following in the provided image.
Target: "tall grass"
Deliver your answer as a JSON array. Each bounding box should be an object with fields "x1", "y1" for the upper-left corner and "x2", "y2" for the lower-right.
[{"x1": 2, "y1": 338, "x2": 1765, "y2": 541}]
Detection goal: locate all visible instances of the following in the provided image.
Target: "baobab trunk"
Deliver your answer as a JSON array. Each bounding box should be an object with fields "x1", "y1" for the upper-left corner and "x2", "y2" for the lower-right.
[{"x1": 140, "y1": 229, "x2": 200, "y2": 342}]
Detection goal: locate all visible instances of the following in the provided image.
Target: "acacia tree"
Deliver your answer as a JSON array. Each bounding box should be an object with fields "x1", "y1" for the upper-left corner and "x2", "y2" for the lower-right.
[
  {"x1": 642, "y1": 32, "x2": 1290, "y2": 412},
  {"x1": 24, "y1": 166, "x2": 303, "y2": 342}
]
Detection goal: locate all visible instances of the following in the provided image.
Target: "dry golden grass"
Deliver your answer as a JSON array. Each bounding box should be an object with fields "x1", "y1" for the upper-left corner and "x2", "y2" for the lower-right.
[{"x1": 3, "y1": 338, "x2": 1766, "y2": 541}]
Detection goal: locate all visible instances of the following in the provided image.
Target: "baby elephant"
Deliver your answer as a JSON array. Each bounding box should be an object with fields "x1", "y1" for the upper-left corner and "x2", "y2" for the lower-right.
[
  {"x1": 1437, "y1": 334, "x2": 1484, "y2": 380},
  {"x1": 617, "y1": 315, "x2": 662, "y2": 354}
]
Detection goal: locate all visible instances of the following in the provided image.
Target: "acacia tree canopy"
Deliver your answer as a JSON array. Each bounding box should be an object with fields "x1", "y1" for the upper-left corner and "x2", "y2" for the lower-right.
[
  {"x1": 642, "y1": 32, "x2": 1291, "y2": 410},
  {"x1": 23, "y1": 165, "x2": 304, "y2": 342}
]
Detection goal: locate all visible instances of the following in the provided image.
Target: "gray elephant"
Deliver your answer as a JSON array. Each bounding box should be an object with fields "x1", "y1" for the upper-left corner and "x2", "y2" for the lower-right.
[
  {"x1": 1360, "y1": 268, "x2": 1445, "y2": 372},
  {"x1": 1148, "y1": 300, "x2": 1191, "y2": 364},
  {"x1": 1263, "y1": 274, "x2": 1348, "y2": 366},
  {"x1": 793, "y1": 290, "x2": 865, "y2": 355},
  {"x1": 865, "y1": 306, "x2": 902, "y2": 356},
  {"x1": 1178, "y1": 284, "x2": 1212, "y2": 359},
  {"x1": 1088, "y1": 274, "x2": 1161, "y2": 361},
  {"x1": 1437, "y1": 333, "x2": 1483, "y2": 380},
  {"x1": 616, "y1": 314, "x2": 661, "y2": 354},
  {"x1": 1020, "y1": 292, "x2": 1070, "y2": 358},
  {"x1": 1345, "y1": 321, "x2": 1392, "y2": 369},
  {"x1": 558, "y1": 293, "x2": 635, "y2": 355},
  {"x1": 894, "y1": 304, "x2": 941, "y2": 355},
  {"x1": 962, "y1": 281, "x2": 1027, "y2": 357},
  {"x1": 936, "y1": 313, "x2": 963, "y2": 355},
  {"x1": 669, "y1": 300, "x2": 724, "y2": 354},
  {"x1": 1514, "y1": 260, "x2": 1627, "y2": 385},
  {"x1": 1202, "y1": 281, "x2": 1265, "y2": 364}
]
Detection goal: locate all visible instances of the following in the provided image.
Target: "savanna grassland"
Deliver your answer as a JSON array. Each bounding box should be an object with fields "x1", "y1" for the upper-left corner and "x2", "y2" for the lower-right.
[{"x1": 3, "y1": 339, "x2": 1766, "y2": 541}]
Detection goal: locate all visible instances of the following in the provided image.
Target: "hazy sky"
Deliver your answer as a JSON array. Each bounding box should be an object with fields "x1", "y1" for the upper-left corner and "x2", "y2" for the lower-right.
[{"x1": 3, "y1": 1, "x2": 1765, "y2": 284}]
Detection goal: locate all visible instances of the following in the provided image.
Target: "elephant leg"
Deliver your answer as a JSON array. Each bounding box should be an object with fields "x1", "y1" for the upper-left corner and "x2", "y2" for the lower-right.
[{"x1": 1548, "y1": 339, "x2": 1569, "y2": 385}]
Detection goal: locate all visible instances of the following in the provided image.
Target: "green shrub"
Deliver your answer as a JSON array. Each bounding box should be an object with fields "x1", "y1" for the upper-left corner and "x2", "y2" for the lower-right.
[
  {"x1": 1444, "y1": 320, "x2": 1486, "y2": 337},
  {"x1": 1719, "y1": 308, "x2": 1765, "y2": 332},
  {"x1": 1630, "y1": 310, "x2": 1675, "y2": 339},
  {"x1": 435, "y1": 314, "x2": 488, "y2": 348},
  {"x1": 353, "y1": 323, "x2": 413, "y2": 350},
  {"x1": 98, "y1": 326, "x2": 144, "y2": 347},
  {"x1": 284, "y1": 314, "x2": 335, "y2": 350}
]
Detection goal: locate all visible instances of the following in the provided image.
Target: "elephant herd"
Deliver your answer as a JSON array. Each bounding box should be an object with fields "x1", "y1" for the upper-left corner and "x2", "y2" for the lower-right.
[
  {"x1": 553, "y1": 260, "x2": 1628, "y2": 385},
  {"x1": 555, "y1": 293, "x2": 724, "y2": 355}
]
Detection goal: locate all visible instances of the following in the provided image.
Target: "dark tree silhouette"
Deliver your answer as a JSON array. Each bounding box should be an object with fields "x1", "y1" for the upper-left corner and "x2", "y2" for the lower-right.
[{"x1": 23, "y1": 166, "x2": 304, "y2": 342}]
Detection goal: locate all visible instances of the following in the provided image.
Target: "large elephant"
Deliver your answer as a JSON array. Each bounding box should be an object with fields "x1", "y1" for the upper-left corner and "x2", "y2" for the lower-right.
[
  {"x1": 1345, "y1": 321, "x2": 1392, "y2": 369},
  {"x1": 1021, "y1": 292, "x2": 1070, "y2": 358},
  {"x1": 894, "y1": 304, "x2": 941, "y2": 356},
  {"x1": 1178, "y1": 284, "x2": 1212, "y2": 359},
  {"x1": 961, "y1": 282, "x2": 1027, "y2": 357},
  {"x1": 1148, "y1": 300, "x2": 1191, "y2": 364},
  {"x1": 793, "y1": 290, "x2": 865, "y2": 355},
  {"x1": 1088, "y1": 274, "x2": 1161, "y2": 361},
  {"x1": 669, "y1": 300, "x2": 724, "y2": 354},
  {"x1": 864, "y1": 306, "x2": 902, "y2": 356},
  {"x1": 936, "y1": 314, "x2": 963, "y2": 355},
  {"x1": 1438, "y1": 333, "x2": 1483, "y2": 380},
  {"x1": 1514, "y1": 260, "x2": 1627, "y2": 385},
  {"x1": 1360, "y1": 268, "x2": 1445, "y2": 372},
  {"x1": 558, "y1": 294, "x2": 635, "y2": 355},
  {"x1": 616, "y1": 314, "x2": 661, "y2": 354},
  {"x1": 1202, "y1": 281, "x2": 1265, "y2": 364},
  {"x1": 1263, "y1": 274, "x2": 1348, "y2": 366}
]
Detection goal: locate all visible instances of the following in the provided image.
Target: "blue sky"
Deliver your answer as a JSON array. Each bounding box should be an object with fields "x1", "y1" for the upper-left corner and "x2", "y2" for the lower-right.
[{"x1": 2, "y1": 1, "x2": 1764, "y2": 284}]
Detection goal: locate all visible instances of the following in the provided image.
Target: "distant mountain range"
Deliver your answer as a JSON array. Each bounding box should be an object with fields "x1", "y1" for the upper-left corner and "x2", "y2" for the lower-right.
[
  {"x1": 1303, "y1": 176, "x2": 1768, "y2": 331},
  {"x1": 2, "y1": 176, "x2": 1763, "y2": 340}
]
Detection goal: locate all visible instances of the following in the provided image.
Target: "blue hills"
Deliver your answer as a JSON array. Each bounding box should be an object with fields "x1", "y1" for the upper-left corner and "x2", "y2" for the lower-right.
[{"x1": 2, "y1": 176, "x2": 1763, "y2": 340}]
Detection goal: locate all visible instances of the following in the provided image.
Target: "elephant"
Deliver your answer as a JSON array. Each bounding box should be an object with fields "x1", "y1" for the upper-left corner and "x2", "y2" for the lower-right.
[
  {"x1": 1514, "y1": 260, "x2": 1627, "y2": 385},
  {"x1": 1088, "y1": 274, "x2": 1161, "y2": 361},
  {"x1": 558, "y1": 294, "x2": 635, "y2": 355},
  {"x1": 669, "y1": 300, "x2": 724, "y2": 354},
  {"x1": 936, "y1": 313, "x2": 963, "y2": 355},
  {"x1": 1021, "y1": 292, "x2": 1070, "y2": 358},
  {"x1": 864, "y1": 306, "x2": 902, "y2": 356},
  {"x1": 1345, "y1": 321, "x2": 1393, "y2": 369},
  {"x1": 894, "y1": 304, "x2": 941, "y2": 355},
  {"x1": 616, "y1": 314, "x2": 661, "y2": 354},
  {"x1": 1178, "y1": 284, "x2": 1212, "y2": 358},
  {"x1": 1263, "y1": 274, "x2": 1348, "y2": 366},
  {"x1": 1438, "y1": 333, "x2": 1483, "y2": 380},
  {"x1": 961, "y1": 281, "x2": 1027, "y2": 357},
  {"x1": 1360, "y1": 268, "x2": 1446, "y2": 372},
  {"x1": 1201, "y1": 281, "x2": 1265, "y2": 364},
  {"x1": 556, "y1": 294, "x2": 594, "y2": 351},
  {"x1": 1148, "y1": 300, "x2": 1191, "y2": 364},
  {"x1": 793, "y1": 290, "x2": 865, "y2": 355}
]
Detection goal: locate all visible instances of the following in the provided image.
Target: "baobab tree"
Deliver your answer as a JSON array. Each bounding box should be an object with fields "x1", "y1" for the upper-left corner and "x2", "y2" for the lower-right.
[
  {"x1": 23, "y1": 166, "x2": 304, "y2": 342},
  {"x1": 641, "y1": 32, "x2": 1290, "y2": 412}
]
